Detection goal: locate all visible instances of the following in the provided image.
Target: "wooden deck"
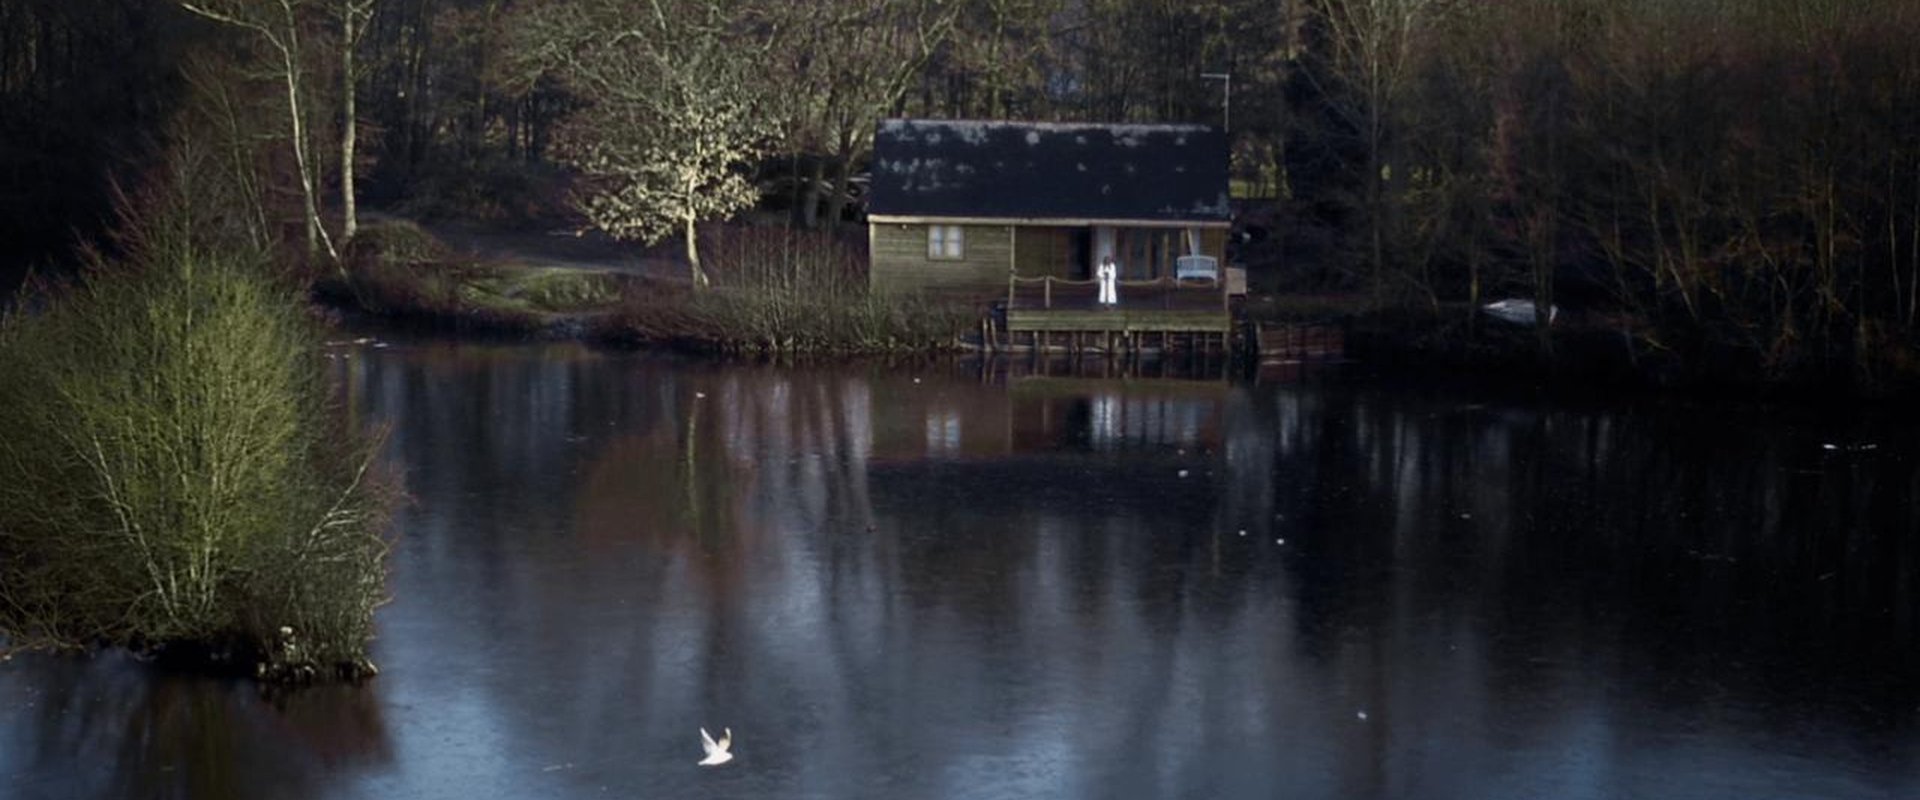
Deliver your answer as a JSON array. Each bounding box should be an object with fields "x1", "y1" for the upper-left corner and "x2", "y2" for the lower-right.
[
  {"x1": 1251, "y1": 322, "x2": 1346, "y2": 362},
  {"x1": 996, "y1": 276, "x2": 1230, "y2": 354}
]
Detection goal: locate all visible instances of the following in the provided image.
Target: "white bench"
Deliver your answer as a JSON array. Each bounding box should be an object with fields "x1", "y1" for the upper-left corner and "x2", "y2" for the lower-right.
[{"x1": 1175, "y1": 255, "x2": 1218, "y2": 283}]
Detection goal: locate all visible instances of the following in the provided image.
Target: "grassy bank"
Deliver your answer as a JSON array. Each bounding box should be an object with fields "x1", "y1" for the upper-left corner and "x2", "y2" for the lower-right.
[
  {"x1": 0, "y1": 205, "x2": 393, "y2": 682},
  {"x1": 336, "y1": 219, "x2": 976, "y2": 354},
  {"x1": 321, "y1": 218, "x2": 634, "y2": 335}
]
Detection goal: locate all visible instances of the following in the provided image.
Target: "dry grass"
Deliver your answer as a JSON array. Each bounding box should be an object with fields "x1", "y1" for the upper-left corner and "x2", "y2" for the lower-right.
[
  {"x1": 600, "y1": 226, "x2": 974, "y2": 354},
  {"x1": 336, "y1": 219, "x2": 629, "y2": 332}
]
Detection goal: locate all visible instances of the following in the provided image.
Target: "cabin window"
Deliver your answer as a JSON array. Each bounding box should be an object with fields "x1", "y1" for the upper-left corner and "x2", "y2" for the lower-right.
[{"x1": 928, "y1": 225, "x2": 965, "y2": 260}]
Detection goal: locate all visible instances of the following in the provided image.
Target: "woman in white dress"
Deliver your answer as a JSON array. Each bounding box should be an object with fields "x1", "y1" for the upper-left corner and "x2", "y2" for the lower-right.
[{"x1": 1097, "y1": 256, "x2": 1118, "y2": 306}]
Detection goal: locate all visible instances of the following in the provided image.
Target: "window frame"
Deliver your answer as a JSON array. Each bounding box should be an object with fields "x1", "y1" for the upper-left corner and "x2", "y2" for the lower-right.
[{"x1": 927, "y1": 224, "x2": 965, "y2": 260}]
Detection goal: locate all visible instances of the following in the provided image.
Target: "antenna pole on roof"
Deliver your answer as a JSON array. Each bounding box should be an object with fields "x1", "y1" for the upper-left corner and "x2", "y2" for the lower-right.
[{"x1": 1200, "y1": 72, "x2": 1231, "y2": 134}]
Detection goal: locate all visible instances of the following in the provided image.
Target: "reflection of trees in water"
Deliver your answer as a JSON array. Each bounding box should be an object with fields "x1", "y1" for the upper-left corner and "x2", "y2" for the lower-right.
[
  {"x1": 1223, "y1": 382, "x2": 1920, "y2": 791},
  {"x1": 326, "y1": 346, "x2": 1920, "y2": 795},
  {"x1": 5, "y1": 655, "x2": 389, "y2": 800}
]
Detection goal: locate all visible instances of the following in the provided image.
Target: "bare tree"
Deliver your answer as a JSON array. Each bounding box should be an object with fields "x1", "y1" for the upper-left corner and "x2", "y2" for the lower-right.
[
  {"x1": 514, "y1": 0, "x2": 778, "y2": 288},
  {"x1": 767, "y1": 0, "x2": 958, "y2": 229},
  {"x1": 1311, "y1": 0, "x2": 1449, "y2": 309},
  {"x1": 179, "y1": 0, "x2": 341, "y2": 264},
  {"x1": 340, "y1": 0, "x2": 377, "y2": 244}
]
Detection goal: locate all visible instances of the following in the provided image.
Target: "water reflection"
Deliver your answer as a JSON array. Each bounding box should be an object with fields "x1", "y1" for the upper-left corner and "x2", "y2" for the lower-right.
[
  {"x1": 2, "y1": 340, "x2": 1918, "y2": 799},
  {"x1": 0, "y1": 654, "x2": 389, "y2": 799}
]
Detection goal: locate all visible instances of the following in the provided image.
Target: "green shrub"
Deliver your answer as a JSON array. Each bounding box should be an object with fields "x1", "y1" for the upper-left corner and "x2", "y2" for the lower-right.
[{"x1": 0, "y1": 232, "x2": 393, "y2": 681}]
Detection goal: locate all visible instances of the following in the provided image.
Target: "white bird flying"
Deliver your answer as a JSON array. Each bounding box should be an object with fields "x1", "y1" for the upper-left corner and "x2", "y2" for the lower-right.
[{"x1": 698, "y1": 727, "x2": 733, "y2": 766}]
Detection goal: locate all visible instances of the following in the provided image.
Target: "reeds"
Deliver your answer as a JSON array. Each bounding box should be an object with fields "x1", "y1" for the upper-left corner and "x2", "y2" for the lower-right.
[{"x1": 602, "y1": 226, "x2": 974, "y2": 354}]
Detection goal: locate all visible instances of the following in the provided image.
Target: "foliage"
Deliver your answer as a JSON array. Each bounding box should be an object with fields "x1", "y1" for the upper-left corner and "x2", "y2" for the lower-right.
[
  {"x1": 0, "y1": 1, "x2": 185, "y2": 266},
  {"x1": 12, "y1": 0, "x2": 1920, "y2": 389},
  {"x1": 510, "y1": 0, "x2": 778, "y2": 285},
  {"x1": 176, "y1": 0, "x2": 348, "y2": 263},
  {"x1": 389, "y1": 157, "x2": 574, "y2": 227},
  {"x1": 0, "y1": 188, "x2": 393, "y2": 681},
  {"x1": 762, "y1": 0, "x2": 957, "y2": 227},
  {"x1": 1355, "y1": 0, "x2": 1920, "y2": 386}
]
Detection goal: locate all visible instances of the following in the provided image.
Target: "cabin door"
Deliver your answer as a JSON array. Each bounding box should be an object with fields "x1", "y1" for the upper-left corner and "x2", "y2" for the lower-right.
[
  {"x1": 1068, "y1": 228, "x2": 1093, "y2": 279},
  {"x1": 1093, "y1": 226, "x2": 1117, "y2": 275}
]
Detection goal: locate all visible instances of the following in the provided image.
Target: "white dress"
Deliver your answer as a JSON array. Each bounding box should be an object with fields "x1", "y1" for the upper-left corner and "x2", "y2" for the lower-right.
[{"x1": 1098, "y1": 262, "x2": 1118, "y2": 305}]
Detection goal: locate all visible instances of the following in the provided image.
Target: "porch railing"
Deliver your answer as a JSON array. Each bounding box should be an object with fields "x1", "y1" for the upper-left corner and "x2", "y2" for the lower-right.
[{"x1": 1007, "y1": 275, "x2": 1228, "y2": 314}]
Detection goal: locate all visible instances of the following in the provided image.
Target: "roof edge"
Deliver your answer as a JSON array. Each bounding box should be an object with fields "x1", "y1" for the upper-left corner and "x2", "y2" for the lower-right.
[
  {"x1": 869, "y1": 214, "x2": 1230, "y2": 228},
  {"x1": 879, "y1": 117, "x2": 1217, "y2": 135}
]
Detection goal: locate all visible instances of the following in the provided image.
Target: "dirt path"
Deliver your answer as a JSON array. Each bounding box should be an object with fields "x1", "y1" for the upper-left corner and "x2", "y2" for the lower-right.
[{"x1": 367, "y1": 211, "x2": 692, "y2": 283}]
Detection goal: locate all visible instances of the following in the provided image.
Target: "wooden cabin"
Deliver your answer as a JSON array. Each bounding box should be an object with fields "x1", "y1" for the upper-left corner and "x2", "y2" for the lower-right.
[{"x1": 866, "y1": 119, "x2": 1232, "y2": 297}]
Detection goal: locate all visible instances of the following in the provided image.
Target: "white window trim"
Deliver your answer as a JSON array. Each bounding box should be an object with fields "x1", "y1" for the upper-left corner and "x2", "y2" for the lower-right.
[{"x1": 927, "y1": 224, "x2": 965, "y2": 260}]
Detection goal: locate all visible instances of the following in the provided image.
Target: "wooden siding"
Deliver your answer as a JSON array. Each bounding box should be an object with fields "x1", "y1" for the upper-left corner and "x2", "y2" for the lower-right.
[
  {"x1": 870, "y1": 222, "x2": 1229, "y2": 295},
  {"x1": 1201, "y1": 228, "x2": 1226, "y2": 262},
  {"x1": 869, "y1": 222, "x2": 1012, "y2": 296},
  {"x1": 1013, "y1": 227, "x2": 1076, "y2": 279}
]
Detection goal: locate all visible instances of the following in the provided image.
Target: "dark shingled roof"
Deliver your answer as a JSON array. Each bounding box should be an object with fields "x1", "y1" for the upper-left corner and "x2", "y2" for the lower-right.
[{"x1": 867, "y1": 119, "x2": 1230, "y2": 222}]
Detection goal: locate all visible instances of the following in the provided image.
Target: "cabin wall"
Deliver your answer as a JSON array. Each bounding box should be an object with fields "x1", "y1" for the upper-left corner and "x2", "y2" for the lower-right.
[
  {"x1": 868, "y1": 221, "x2": 1229, "y2": 295},
  {"x1": 1201, "y1": 229, "x2": 1226, "y2": 262},
  {"x1": 869, "y1": 222, "x2": 1012, "y2": 296},
  {"x1": 1013, "y1": 227, "x2": 1076, "y2": 279}
]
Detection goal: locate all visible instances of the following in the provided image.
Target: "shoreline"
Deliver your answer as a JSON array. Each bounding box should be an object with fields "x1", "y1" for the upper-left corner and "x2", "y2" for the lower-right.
[
  {"x1": 315, "y1": 284, "x2": 1919, "y2": 407},
  {"x1": 321, "y1": 217, "x2": 1917, "y2": 400}
]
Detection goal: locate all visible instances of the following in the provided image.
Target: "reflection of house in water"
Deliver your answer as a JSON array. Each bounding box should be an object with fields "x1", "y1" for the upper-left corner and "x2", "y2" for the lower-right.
[
  {"x1": 858, "y1": 374, "x2": 1233, "y2": 530},
  {"x1": 564, "y1": 367, "x2": 1234, "y2": 562},
  {"x1": 1012, "y1": 377, "x2": 1223, "y2": 454},
  {"x1": 868, "y1": 375, "x2": 1227, "y2": 461}
]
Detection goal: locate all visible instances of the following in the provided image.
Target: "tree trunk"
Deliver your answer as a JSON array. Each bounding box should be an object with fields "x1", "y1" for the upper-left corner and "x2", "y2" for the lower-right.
[
  {"x1": 282, "y1": 26, "x2": 337, "y2": 266},
  {"x1": 1908, "y1": 155, "x2": 1919, "y2": 331},
  {"x1": 823, "y1": 137, "x2": 855, "y2": 230},
  {"x1": 1467, "y1": 237, "x2": 1481, "y2": 339},
  {"x1": 340, "y1": 0, "x2": 359, "y2": 246},
  {"x1": 686, "y1": 215, "x2": 708, "y2": 289},
  {"x1": 1533, "y1": 212, "x2": 1556, "y2": 359},
  {"x1": 788, "y1": 152, "x2": 804, "y2": 227},
  {"x1": 1367, "y1": 96, "x2": 1385, "y2": 312},
  {"x1": 800, "y1": 157, "x2": 824, "y2": 229}
]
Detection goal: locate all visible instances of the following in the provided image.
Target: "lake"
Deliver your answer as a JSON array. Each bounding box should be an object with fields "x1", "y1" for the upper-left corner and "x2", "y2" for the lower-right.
[{"x1": 4, "y1": 339, "x2": 1919, "y2": 799}]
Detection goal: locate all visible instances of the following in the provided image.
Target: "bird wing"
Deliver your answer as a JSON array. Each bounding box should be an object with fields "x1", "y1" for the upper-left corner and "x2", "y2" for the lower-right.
[
  {"x1": 700, "y1": 727, "x2": 719, "y2": 755},
  {"x1": 719, "y1": 728, "x2": 732, "y2": 751}
]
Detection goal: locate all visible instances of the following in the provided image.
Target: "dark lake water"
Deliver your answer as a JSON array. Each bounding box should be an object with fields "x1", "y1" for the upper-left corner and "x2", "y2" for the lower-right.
[{"x1": 5, "y1": 340, "x2": 1920, "y2": 799}]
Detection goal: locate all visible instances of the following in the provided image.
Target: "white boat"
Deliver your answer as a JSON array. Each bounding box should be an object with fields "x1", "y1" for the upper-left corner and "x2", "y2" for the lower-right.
[{"x1": 1482, "y1": 299, "x2": 1558, "y2": 327}]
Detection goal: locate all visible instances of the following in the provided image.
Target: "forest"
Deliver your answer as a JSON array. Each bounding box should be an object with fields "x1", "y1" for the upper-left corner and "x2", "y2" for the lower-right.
[{"x1": 5, "y1": 0, "x2": 1920, "y2": 387}]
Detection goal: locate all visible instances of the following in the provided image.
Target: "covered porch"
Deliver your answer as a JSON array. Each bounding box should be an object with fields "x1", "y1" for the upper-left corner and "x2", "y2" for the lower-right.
[{"x1": 997, "y1": 275, "x2": 1231, "y2": 354}]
